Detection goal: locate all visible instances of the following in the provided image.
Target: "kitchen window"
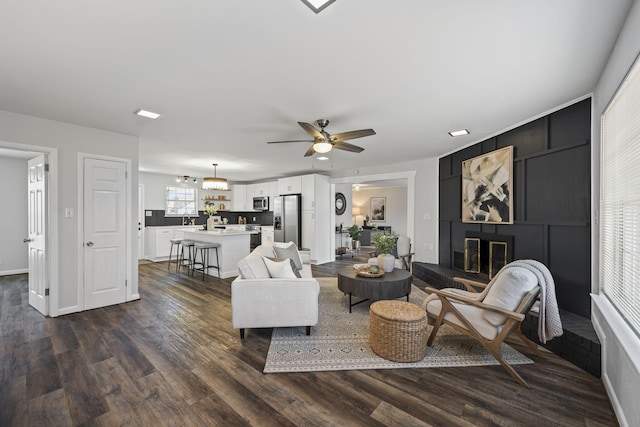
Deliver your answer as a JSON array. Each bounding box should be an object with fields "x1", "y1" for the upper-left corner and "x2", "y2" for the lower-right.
[{"x1": 166, "y1": 186, "x2": 197, "y2": 216}]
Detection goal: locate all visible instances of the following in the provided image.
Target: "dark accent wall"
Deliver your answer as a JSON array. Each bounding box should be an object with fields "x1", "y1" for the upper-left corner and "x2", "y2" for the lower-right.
[{"x1": 438, "y1": 98, "x2": 591, "y2": 318}]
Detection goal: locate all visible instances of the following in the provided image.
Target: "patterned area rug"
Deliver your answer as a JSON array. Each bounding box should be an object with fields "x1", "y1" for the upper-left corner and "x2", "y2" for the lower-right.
[{"x1": 264, "y1": 277, "x2": 533, "y2": 373}]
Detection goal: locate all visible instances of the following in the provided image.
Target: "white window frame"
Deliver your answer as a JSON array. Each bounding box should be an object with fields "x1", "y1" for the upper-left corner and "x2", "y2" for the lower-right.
[
  {"x1": 600, "y1": 52, "x2": 640, "y2": 337},
  {"x1": 165, "y1": 186, "x2": 198, "y2": 217}
]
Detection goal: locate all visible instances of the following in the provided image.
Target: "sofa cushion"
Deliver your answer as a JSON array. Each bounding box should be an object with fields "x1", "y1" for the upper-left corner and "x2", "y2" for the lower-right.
[
  {"x1": 265, "y1": 257, "x2": 301, "y2": 278},
  {"x1": 426, "y1": 298, "x2": 501, "y2": 340},
  {"x1": 263, "y1": 256, "x2": 297, "y2": 279},
  {"x1": 273, "y1": 243, "x2": 303, "y2": 270},
  {"x1": 252, "y1": 244, "x2": 276, "y2": 259},
  {"x1": 482, "y1": 267, "x2": 538, "y2": 326},
  {"x1": 237, "y1": 252, "x2": 271, "y2": 279}
]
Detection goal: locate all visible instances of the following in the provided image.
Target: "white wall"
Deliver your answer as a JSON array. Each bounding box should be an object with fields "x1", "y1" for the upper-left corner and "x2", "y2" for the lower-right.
[
  {"x1": 0, "y1": 109, "x2": 139, "y2": 316},
  {"x1": 353, "y1": 187, "x2": 407, "y2": 235},
  {"x1": 0, "y1": 157, "x2": 28, "y2": 275},
  {"x1": 334, "y1": 183, "x2": 353, "y2": 229},
  {"x1": 592, "y1": 1, "x2": 640, "y2": 426},
  {"x1": 329, "y1": 156, "x2": 438, "y2": 264}
]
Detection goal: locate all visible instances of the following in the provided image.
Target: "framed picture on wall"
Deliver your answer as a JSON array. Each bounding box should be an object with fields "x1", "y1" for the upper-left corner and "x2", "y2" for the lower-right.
[
  {"x1": 461, "y1": 146, "x2": 513, "y2": 224},
  {"x1": 370, "y1": 197, "x2": 386, "y2": 222}
]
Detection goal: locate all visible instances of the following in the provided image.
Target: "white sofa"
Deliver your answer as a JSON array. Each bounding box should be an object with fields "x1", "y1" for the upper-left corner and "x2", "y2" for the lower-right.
[{"x1": 231, "y1": 241, "x2": 319, "y2": 339}]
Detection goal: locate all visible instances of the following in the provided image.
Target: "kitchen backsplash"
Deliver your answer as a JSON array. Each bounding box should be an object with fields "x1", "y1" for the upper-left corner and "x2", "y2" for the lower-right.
[{"x1": 144, "y1": 210, "x2": 274, "y2": 227}]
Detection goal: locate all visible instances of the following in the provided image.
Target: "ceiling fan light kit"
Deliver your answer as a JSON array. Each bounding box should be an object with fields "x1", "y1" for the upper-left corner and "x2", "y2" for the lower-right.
[
  {"x1": 202, "y1": 163, "x2": 229, "y2": 191},
  {"x1": 313, "y1": 141, "x2": 333, "y2": 153}
]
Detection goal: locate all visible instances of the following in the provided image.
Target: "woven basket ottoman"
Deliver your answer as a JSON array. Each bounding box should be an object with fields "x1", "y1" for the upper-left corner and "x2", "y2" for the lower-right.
[{"x1": 369, "y1": 300, "x2": 428, "y2": 362}]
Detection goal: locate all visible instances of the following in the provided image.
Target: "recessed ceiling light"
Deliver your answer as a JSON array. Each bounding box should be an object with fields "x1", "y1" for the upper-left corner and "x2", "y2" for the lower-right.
[
  {"x1": 134, "y1": 109, "x2": 163, "y2": 119},
  {"x1": 301, "y1": 0, "x2": 336, "y2": 13},
  {"x1": 449, "y1": 129, "x2": 470, "y2": 137},
  {"x1": 317, "y1": 156, "x2": 329, "y2": 160}
]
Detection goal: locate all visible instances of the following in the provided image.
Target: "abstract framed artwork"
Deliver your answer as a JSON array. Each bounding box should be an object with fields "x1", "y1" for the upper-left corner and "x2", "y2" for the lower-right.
[
  {"x1": 462, "y1": 146, "x2": 513, "y2": 224},
  {"x1": 370, "y1": 197, "x2": 386, "y2": 222}
]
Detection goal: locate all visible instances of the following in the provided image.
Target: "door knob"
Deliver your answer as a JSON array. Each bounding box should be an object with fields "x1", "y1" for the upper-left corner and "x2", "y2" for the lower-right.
[
  {"x1": 23, "y1": 238, "x2": 33, "y2": 243},
  {"x1": 86, "y1": 241, "x2": 94, "y2": 247}
]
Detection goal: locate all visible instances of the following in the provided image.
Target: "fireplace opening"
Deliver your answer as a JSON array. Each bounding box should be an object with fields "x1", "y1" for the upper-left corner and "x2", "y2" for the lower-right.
[{"x1": 463, "y1": 232, "x2": 513, "y2": 279}]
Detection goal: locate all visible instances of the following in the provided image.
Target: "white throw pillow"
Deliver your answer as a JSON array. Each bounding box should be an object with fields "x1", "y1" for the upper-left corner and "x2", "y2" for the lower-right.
[
  {"x1": 482, "y1": 267, "x2": 538, "y2": 326},
  {"x1": 263, "y1": 256, "x2": 297, "y2": 279},
  {"x1": 237, "y1": 253, "x2": 271, "y2": 279},
  {"x1": 273, "y1": 243, "x2": 303, "y2": 270}
]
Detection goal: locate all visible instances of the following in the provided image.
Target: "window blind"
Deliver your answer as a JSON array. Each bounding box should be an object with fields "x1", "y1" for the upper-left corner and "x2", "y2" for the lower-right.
[{"x1": 601, "y1": 53, "x2": 640, "y2": 336}]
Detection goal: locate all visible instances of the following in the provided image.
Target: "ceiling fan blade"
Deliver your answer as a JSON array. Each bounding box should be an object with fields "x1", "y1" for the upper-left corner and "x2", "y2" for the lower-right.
[
  {"x1": 330, "y1": 129, "x2": 376, "y2": 142},
  {"x1": 267, "y1": 139, "x2": 314, "y2": 144},
  {"x1": 298, "y1": 122, "x2": 323, "y2": 139},
  {"x1": 304, "y1": 145, "x2": 316, "y2": 157},
  {"x1": 332, "y1": 141, "x2": 365, "y2": 153}
]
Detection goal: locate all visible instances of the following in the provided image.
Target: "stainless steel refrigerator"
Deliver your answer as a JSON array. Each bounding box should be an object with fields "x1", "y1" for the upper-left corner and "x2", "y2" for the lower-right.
[{"x1": 273, "y1": 194, "x2": 301, "y2": 247}]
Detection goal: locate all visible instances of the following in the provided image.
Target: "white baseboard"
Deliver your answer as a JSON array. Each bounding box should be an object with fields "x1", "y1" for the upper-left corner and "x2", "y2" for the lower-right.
[{"x1": 0, "y1": 268, "x2": 28, "y2": 276}]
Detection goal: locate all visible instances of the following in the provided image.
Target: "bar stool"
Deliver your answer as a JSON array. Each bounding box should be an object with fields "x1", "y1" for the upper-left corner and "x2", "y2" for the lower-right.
[
  {"x1": 178, "y1": 239, "x2": 196, "y2": 274},
  {"x1": 192, "y1": 241, "x2": 221, "y2": 279},
  {"x1": 168, "y1": 238, "x2": 183, "y2": 273}
]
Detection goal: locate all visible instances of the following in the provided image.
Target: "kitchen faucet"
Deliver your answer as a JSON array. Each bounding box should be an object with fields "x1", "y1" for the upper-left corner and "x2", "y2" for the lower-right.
[{"x1": 182, "y1": 212, "x2": 190, "y2": 225}]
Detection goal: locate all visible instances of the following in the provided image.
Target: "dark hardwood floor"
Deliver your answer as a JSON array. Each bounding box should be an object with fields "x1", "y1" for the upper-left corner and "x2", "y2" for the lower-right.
[{"x1": 0, "y1": 254, "x2": 618, "y2": 426}]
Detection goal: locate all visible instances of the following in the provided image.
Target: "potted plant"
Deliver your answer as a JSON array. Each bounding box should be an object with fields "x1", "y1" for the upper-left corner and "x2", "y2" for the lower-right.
[
  {"x1": 373, "y1": 232, "x2": 398, "y2": 272},
  {"x1": 347, "y1": 224, "x2": 362, "y2": 250}
]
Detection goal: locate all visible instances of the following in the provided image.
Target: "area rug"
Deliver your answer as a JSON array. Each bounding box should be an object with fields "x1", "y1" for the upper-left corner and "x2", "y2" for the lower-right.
[{"x1": 264, "y1": 277, "x2": 533, "y2": 373}]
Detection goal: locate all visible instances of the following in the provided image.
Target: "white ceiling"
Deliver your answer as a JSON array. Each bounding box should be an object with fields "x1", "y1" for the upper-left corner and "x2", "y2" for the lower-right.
[{"x1": 0, "y1": 1, "x2": 633, "y2": 183}]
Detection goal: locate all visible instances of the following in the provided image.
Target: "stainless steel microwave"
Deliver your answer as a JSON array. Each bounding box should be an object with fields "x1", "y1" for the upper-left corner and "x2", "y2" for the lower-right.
[{"x1": 253, "y1": 196, "x2": 269, "y2": 211}]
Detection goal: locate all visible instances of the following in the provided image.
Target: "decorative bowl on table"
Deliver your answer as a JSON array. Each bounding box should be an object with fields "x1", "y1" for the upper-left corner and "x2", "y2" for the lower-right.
[{"x1": 356, "y1": 265, "x2": 384, "y2": 278}]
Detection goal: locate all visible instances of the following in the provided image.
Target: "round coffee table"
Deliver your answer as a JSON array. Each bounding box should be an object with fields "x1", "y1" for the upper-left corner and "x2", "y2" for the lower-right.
[{"x1": 337, "y1": 268, "x2": 412, "y2": 313}]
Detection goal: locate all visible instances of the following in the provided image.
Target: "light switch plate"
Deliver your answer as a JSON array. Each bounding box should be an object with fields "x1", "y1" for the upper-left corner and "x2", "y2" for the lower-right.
[{"x1": 65, "y1": 208, "x2": 74, "y2": 218}]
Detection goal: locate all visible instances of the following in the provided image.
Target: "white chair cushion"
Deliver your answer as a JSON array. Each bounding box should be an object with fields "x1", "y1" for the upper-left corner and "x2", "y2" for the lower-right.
[
  {"x1": 482, "y1": 267, "x2": 538, "y2": 326},
  {"x1": 425, "y1": 298, "x2": 501, "y2": 340},
  {"x1": 263, "y1": 256, "x2": 297, "y2": 279},
  {"x1": 237, "y1": 252, "x2": 271, "y2": 279},
  {"x1": 367, "y1": 257, "x2": 403, "y2": 270}
]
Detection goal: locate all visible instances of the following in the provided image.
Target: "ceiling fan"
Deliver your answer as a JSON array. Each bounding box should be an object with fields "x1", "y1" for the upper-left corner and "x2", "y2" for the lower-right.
[{"x1": 267, "y1": 119, "x2": 376, "y2": 157}]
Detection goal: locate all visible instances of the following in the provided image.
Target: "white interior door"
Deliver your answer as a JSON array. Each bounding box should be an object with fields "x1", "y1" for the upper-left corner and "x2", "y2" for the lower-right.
[
  {"x1": 84, "y1": 158, "x2": 127, "y2": 310},
  {"x1": 27, "y1": 155, "x2": 48, "y2": 315}
]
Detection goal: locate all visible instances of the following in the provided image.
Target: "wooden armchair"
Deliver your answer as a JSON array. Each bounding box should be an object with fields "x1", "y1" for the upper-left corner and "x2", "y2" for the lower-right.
[
  {"x1": 423, "y1": 269, "x2": 545, "y2": 388},
  {"x1": 396, "y1": 235, "x2": 415, "y2": 272}
]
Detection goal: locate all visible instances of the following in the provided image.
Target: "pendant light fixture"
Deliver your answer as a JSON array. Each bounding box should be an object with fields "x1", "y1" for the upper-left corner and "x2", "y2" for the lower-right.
[{"x1": 202, "y1": 163, "x2": 228, "y2": 191}]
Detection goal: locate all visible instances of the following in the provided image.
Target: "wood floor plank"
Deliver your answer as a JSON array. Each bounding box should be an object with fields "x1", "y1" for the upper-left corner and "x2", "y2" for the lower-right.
[
  {"x1": 92, "y1": 357, "x2": 164, "y2": 426},
  {"x1": 0, "y1": 376, "x2": 27, "y2": 426},
  {"x1": 192, "y1": 362, "x2": 297, "y2": 427},
  {"x1": 371, "y1": 401, "x2": 434, "y2": 427},
  {"x1": 25, "y1": 338, "x2": 61, "y2": 399},
  {"x1": 27, "y1": 388, "x2": 73, "y2": 427},
  {"x1": 56, "y1": 350, "x2": 110, "y2": 424},
  {"x1": 0, "y1": 263, "x2": 619, "y2": 426}
]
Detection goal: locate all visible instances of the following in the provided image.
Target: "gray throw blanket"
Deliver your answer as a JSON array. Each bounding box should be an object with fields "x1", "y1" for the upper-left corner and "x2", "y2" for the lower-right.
[{"x1": 492, "y1": 259, "x2": 563, "y2": 343}]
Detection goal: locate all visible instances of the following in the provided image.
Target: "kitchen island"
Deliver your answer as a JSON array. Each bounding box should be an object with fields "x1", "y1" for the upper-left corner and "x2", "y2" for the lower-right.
[{"x1": 183, "y1": 229, "x2": 256, "y2": 279}]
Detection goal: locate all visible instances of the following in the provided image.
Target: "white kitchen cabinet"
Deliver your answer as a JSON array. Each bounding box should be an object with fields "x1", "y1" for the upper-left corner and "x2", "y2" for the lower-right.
[
  {"x1": 145, "y1": 226, "x2": 200, "y2": 261},
  {"x1": 300, "y1": 174, "x2": 331, "y2": 264},
  {"x1": 254, "y1": 182, "x2": 269, "y2": 197},
  {"x1": 301, "y1": 174, "x2": 316, "y2": 211},
  {"x1": 268, "y1": 180, "x2": 279, "y2": 209},
  {"x1": 232, "y1": 184, "x2": 247, "y2": 211},
  {"x1": 245, "y1": 184, "x2": 255, "y2": 211},
  {"x1": 261, "y1": 226, "x2": 274, "y2": 244},
  {"x1": 278, "y1": 176, "x2": 302, "y2": 195}
]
